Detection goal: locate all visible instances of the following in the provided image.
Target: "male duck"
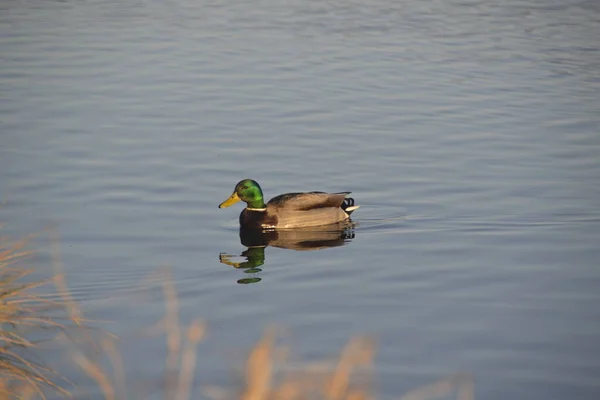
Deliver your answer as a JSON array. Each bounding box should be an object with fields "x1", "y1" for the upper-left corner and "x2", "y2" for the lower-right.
[{"x1": 218, "y1": 179, "x2": 360, "y2": 229}]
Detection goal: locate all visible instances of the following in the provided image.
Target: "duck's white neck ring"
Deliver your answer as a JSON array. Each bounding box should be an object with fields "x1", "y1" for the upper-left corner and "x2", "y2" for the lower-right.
[{"x1": 246, "y1": 207, "x2": 267, "y2": 212}]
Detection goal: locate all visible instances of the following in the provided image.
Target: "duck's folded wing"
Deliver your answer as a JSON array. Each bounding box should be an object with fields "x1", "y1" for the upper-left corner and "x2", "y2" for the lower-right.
[
  {"x1": 268, "y1": 192, "x2": 351, "y2": 211},
  {"x1": 274, "y1": 208, "x2": 351, "y2": 228}
]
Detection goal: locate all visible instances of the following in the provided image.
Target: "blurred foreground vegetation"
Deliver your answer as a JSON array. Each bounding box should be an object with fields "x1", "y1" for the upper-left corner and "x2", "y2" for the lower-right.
[{"x1": 0, "y1": 227, "x2": 473, "y2": 400}]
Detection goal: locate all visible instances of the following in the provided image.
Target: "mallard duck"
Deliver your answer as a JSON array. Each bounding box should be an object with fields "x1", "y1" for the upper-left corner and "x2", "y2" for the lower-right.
[{"x1": 218, "y1": 179, "x2": 360, "y2": 229}]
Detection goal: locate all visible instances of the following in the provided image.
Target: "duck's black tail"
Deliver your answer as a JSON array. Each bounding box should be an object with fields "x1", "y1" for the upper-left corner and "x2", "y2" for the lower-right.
[{"x1": 341, "y1": 197, "x2": 360, "y2": 215}]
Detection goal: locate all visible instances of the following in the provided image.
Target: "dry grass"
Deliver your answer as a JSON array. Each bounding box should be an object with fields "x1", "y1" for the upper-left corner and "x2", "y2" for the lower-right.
[
  {"x1": 0, "y1": 232, "x2": 72, "y2": 399},
  {"x1": 208, "y1": 331, "x2": 473, "y2": 400},
  {"x1": 229, "y1": 331, "x2": 376, "y2": 400},
  {"x1": 0, "y1": 226, "x2": 474, "y2": 400}
]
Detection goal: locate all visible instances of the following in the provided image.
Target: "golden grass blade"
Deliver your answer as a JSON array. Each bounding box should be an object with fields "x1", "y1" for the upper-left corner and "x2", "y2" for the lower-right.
[
  {"x1": 72, "y1": 352, "x2": 115, "y2": 400},
  {"x1": 102, "y1": 335, "x2": 126, "y2": 399},
  {"x1": 327, "y1": 337, "x2": 375, "y2": 400},
  {"x1": 175, "y1": 319, "x2": 205, "y2": 400},
  {"x1": 162, "y1": 268, "x2": 182, "y2": 400},
  {"x1": 242, "y1": 329, "x2": 275, "y2": 400}
]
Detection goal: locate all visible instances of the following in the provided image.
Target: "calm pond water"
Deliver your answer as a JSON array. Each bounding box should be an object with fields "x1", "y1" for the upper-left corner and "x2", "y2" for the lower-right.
[{"x1": 1, "y1": 0, "x2": 599, "y2": 398}]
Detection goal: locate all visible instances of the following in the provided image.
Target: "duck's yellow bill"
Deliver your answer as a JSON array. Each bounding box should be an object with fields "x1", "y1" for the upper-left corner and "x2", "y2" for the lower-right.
[{"x1": 219, "y1": 192, "x2": 241, "y2": 208}]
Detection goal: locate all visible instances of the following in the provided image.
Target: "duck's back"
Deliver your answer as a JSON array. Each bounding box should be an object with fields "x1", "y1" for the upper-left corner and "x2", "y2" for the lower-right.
[{"x1": 267, "y1": 192, "x2": 351, "y2": 211}]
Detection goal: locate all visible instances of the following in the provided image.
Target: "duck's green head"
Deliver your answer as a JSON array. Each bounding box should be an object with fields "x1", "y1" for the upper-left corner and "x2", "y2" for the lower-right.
[{"x1": 218, "y1": 179, "x2": 265, "y2": 209}]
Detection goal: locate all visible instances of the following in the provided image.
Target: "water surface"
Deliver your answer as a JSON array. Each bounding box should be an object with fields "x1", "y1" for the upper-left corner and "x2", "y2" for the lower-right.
[{"x1": 1, "y1": 0, "x2": 599, "y2": 398}]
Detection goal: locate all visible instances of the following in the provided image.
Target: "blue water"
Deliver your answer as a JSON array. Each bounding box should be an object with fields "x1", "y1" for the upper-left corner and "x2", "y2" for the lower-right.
[{"x1": 1, "y1": 0, "x2": 599, "y2": 398}]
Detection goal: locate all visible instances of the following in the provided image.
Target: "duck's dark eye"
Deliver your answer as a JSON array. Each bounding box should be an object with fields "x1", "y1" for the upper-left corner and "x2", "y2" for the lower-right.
[{"x1": 242, "y1": 186, "x2": 248, "y2": 190}]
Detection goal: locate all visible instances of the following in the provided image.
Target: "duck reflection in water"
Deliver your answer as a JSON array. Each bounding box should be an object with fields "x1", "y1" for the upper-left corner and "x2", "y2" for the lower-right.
[{"x1": 219, "y1": 222, "x2": 356, "y2": 284}]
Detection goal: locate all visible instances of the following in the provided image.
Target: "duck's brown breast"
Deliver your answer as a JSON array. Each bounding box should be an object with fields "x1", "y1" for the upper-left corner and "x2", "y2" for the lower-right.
[{"x1": 239, "y1": 209, "x2": 278, "y2": 228}]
